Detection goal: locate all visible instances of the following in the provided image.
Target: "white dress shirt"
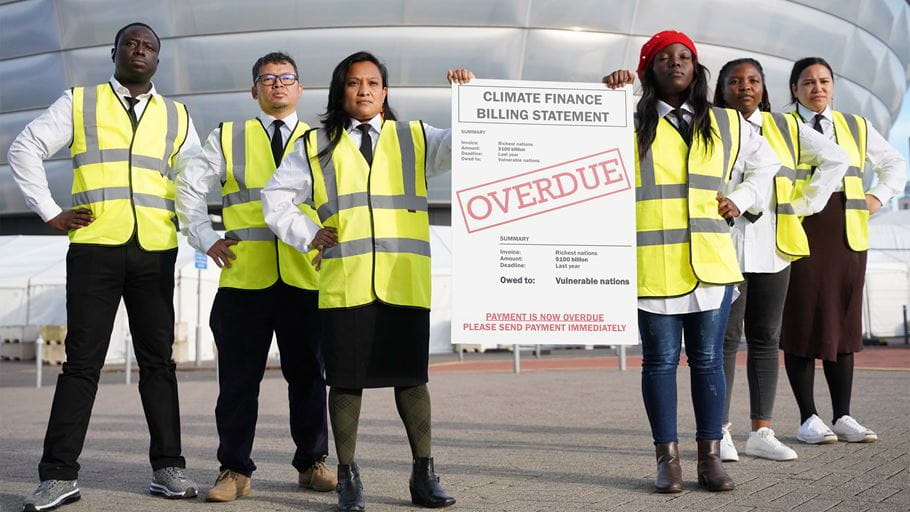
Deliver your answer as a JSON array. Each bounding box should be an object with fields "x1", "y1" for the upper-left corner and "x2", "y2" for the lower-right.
[
  {"x1": 262, "y1": 114, "x2": 451, "y2": 254},
  {"x1": 176, "y1": 111, "x2": 299, "y2": 254},
  {"x1": 794, "y1": 103, "x2": 906, "y2": 204},
  {"x1": 637, "y1": 101, "x2": 780, "y2": 314},
  {"x1": 7, "y1": 76, "x2": 202, "y2": 223},
  {"x1": 729, "y1": 109, "x2": 850, "y2": 273}
]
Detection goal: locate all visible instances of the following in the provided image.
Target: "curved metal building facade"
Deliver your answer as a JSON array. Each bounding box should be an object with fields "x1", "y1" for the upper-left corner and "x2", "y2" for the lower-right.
[{"x1": 1, "y1": 0, "x2": 908, "y2": 230}]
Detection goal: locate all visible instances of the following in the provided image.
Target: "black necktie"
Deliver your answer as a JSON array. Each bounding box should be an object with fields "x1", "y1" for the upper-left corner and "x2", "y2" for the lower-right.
[
  {"x1": 124, "y1": 97, "x2": 139, "y2": 129},
  {"x1": 270, "y1": 120, "x2": 284, "y2": 167},
  {"x1": 812, "y1": 114, "x2": 825, "y2": 134},
  {"x1": 671, "y1": 108, "x2": 691, "y2": 145},
  {"x1": 357, "y1": 124, "x2": 373, "y2": 166}
]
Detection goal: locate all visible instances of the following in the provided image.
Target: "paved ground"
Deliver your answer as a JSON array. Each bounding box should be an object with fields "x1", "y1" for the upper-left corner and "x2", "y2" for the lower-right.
[{"x1": 1, "y1": 346, "x2": 908, "y2": 512}]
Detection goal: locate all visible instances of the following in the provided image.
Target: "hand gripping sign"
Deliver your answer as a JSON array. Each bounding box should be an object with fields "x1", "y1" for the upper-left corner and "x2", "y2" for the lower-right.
[{"x1": 451, "y1": 80, "x2": 638, "y2": 346}]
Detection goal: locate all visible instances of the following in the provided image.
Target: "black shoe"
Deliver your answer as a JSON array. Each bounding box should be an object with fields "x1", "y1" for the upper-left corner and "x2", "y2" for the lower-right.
[
  {"x1": 409, "y1": 457, "x2": 455, "y2": 508},
  {"x1": 336, "y1": 463, "x2": 365, "y2": 512}
]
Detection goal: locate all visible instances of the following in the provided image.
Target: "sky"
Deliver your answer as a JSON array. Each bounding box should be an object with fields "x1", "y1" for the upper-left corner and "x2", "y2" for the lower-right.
[{"x1": 888, "y1": 89, "x2": 910, "y2": 166}]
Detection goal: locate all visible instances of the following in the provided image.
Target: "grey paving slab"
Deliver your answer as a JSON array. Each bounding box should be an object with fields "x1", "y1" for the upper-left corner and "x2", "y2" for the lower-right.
[{"x1": 1, "y1": 360, "x2": 908, "y2": 512}]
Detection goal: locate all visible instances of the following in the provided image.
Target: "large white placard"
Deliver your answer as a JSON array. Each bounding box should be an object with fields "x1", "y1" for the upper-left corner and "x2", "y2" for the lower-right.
[{"x1": 451, "y1": 79, "x2": 637, "y2": 345}]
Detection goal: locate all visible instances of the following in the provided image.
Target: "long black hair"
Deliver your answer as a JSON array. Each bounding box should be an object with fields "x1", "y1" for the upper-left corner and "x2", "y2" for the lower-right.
[
  {"x1": 788, "y1": 57, "x2": 834, "y2": 104},
  {"x1": 636, "y1": 58, "x2": 713, "y2": 158},
  {"x1": 713, "y1": 58, "x2": 771, "y2": 113},
  {"x1": 317, "y1": 51, "x2": 397, "y2": 162}
]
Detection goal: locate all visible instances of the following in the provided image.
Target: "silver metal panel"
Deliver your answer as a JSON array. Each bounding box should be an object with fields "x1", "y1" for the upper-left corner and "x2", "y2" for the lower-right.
[
  {"x1": 53, "y1": 0, "x2": 174, "y2": 49},
  {"x1": 521, "y1": 31, "x2": 630, "y2": 83},
  {"x1": 0, "y1": 53, "x2": 68, "y2": 112},
  {"x1": 0, "y1": 0, "x2": 59, "y2": 59},
  {"x1": 526, "y1": 0, "x2": 638, "y2": 31}
]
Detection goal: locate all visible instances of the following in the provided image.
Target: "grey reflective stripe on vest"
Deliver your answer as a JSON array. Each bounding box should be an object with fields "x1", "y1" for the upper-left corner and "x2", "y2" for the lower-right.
[
  {"x1": 133, "y1": 193, "x2": 174, "y2": 212},
  {"x1": 230, "y1": 124, "x2": 247, "y2": 190},
  {"x1": 314, "y1": 129, "x2": 339, "y2": 223},
  {"x1": 637, "y1": 229, "x2": 689, "y2": 247},
  {"x1": 636, "y1": 142, "x2": 688, "y2": 201},
  {"x1": 712, "y1": 107, "x2": 735, "y2": 177},
  {"x1": 776, "y1": 166, "x2": 797, "y2": 181},
  {"x1": 323, "y1": 237, "x2": 431, "y2": 259},
  {"x1": 397, "y1": 122, "x2": 418, "y2": 200},
  {"x1": 223, "y1": 187, "x2": 262, "y2": 208},
  {"x1": 795, "y1": 168, "x2": 811, "y2": 181},
  {"x1": 72, "y1": 186, "x2": 131, "y2": 206},
  {"x1": 688, "y1": 173, "x2": 724, "y2": 193},
  {"x1": 690, "y1": 218, "x2": 730, "y2": 233},
  {"x1": 225, "y1": 227, "x2": 275, "y2": 241},
  {"x1": 844, "y1": 199, "x2": 868, "y2": 210},
  {"x1": 769, "y1": 112, "x2": 797, "y2": 164},
  {"x1": 316, "y1": 192, "x2": 428, "y2": 220},
  {"x1": 776, "y1": 203, "x2": 796, "y2": 215},
  {"x1": 845, "y1": 166, "x2": 861, "y2": 178},
  {"x1": 839, "y1": 113, "x2": 865, "y2": 174},
  {"x1": 160, "y1": 99, "x2": 179, "y2": 178}
]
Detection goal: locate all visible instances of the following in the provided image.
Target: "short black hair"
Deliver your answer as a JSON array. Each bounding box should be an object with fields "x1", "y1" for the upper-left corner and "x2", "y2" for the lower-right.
[
  {"x1": 114, "y1": 22, "x2": 160, "y2": 50},
  {"x1": 252, "y1": 52, "x2": 299, "y2": 83}
]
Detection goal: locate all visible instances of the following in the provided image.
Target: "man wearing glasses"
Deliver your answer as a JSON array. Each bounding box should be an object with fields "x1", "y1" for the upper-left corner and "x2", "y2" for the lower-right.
[
  {"x1": 176, "y1": 52, "x2": 335, "y2": 502},
  {"x1": 9, "y1": 22, "x2": 200, "y2": 511}
]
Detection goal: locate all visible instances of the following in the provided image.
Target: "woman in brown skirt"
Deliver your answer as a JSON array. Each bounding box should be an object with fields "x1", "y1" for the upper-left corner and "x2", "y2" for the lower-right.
[{"x1": 780, "y1": 57, "x2": 906, "y2": 445}]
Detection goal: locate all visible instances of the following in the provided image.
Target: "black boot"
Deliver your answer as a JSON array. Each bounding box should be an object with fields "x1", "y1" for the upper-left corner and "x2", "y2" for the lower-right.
[
  {"x1": 409, "y1": 457, "x2": 456, "y2": 508},
  {"x1": 336, "y1": 463, "x2": 365, "y2": 511}
]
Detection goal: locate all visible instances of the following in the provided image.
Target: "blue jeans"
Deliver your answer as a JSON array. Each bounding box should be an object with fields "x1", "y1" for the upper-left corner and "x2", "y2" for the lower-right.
[{"x1": 639, "y1": 286, "x2": 733, "y2": 443}]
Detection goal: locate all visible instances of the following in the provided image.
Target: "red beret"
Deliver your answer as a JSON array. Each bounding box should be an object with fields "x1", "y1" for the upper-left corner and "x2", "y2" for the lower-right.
[{"x1": 636, "y1": 30, "x2": 698, "y2": 80}]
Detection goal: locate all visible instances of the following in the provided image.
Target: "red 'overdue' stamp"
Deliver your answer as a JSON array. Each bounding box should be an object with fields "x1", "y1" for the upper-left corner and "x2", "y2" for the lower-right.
[{"x1": 455, "y1": 148, "x2": 631, "y2": 233}]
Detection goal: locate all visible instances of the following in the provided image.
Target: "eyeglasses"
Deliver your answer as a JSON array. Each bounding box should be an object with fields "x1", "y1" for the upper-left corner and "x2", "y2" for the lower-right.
[{"x1": 256, "y1": 74, "x2": 298, "y2": 86}]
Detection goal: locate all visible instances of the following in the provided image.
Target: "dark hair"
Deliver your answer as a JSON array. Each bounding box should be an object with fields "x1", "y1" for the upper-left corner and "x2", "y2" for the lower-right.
[
  {"x1": 114, "y1": 22, "x2": 160, "y2": 50},
  {"x1": 636, "y1": 56, "x2": 713, "y2": 158},
  {"x1": 252, "y1": 51, "x2": 299, "y2": 83},
  {"x1": 713, "y1": 58, "x2": 771, "y2": 113},
  {"x1": 317, "y1": 51, "x2": 397, "y2": 162},
  {"x1": 788, "y1": 57, "x2": 834, "y2": 104}
]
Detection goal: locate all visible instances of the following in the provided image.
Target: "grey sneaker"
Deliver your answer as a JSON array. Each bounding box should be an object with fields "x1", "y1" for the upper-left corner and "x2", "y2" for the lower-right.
[
  {"x1": 22, "y1": 480, "x2": 80, "y2": 511},
  {"x1": 149, "y1": 467, "x2": 197, "y2": 499}
]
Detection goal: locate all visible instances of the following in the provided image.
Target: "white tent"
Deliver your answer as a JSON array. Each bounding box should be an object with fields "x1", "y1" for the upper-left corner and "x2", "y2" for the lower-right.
[
  {"x1": 865, "y1": 210, "x2": 910, "y2": 339},
  {"x1": 0, "y1": 226, "x2": 455, "y2": 363}
]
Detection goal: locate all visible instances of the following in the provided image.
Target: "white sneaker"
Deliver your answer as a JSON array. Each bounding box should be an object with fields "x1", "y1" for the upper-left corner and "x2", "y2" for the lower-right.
[
  {"x1": 796, "y1": 414, "x2": 838, "y2": 444},
  {"x1": 832, "y1": 415, "x2": 878, "y2": 443},
  {"x1": 720, "y1": 423, "x2": 739, "y2": 462},
  {"x1": 745, "y1": 427, "x2": 798, "y2": 461}
]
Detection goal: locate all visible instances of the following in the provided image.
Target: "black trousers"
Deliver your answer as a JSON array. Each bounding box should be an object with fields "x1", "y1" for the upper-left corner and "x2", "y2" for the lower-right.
[
  {"x1": 210, "y1": 282, "x2": 327, "y2": 476},
  {"x1": 39, "y1": 241, "x2": 183, "y2": 481}
]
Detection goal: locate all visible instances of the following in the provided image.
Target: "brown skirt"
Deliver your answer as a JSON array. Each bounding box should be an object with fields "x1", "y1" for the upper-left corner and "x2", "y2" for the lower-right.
[{"x1": 780, "y1": 192, "x2": 866, "y2": 361}]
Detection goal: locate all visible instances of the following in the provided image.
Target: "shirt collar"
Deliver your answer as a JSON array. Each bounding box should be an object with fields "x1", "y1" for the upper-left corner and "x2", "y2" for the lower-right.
[
  {"x1": 796, "y1": 102, "x2": 832, "y2": 123},
  {"x1": 259, "y1": 111, "x2": 298, "y2": 129},
  {"x1": 745, "y1": 109, "x2": 763, "y2": 130},
  {"x1": 656, "y1": 100, "x2": 693, "y2": 119},
  {"x1": 348, "y1": 114, "x2": 382, "y2": 134},
  {"x1": 109, "y1": 75, "x2": 156, "y2": 99}
]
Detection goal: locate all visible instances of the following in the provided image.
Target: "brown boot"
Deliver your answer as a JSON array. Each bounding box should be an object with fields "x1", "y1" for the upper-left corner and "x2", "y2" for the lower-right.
[
  {"x1": 298, "y1": 456, "x2": 338, "y2": 492},
  {"x1": 205, "y1": 470, "x2": 251, "y2": 502},
  {"x1": 697, "y1": 440, "x2": 735, "y2": 491},
  {"x1": 654, "y1": 442, "x2": 683, "y2": 493}
]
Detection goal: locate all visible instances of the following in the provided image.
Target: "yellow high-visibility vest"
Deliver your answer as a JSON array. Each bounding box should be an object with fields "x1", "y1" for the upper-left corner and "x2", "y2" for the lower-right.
[
  {"x1": 636, "y1": 107, "x2": 744, "y2": 298},
  {"x1": 759, "y1": 112, "x2": 810, "y2": 258},
  {"x1": 219, "y1": 118, "x2": 320, "y2": 290},
  {"x1": 791, "y1": 110, "x2": 868, "y2": 251},
  {"x1": 305, "y1": 121, "x2": 431, "y2": 309},
  {"x1": 70, "y1": 83, "x2": 188, "y2": 250}
]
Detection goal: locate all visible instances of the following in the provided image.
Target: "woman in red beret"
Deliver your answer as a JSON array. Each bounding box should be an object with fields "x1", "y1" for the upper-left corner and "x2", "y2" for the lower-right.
[{"x1": 604, "y1": 31, "x2": 779, "y2": 493}]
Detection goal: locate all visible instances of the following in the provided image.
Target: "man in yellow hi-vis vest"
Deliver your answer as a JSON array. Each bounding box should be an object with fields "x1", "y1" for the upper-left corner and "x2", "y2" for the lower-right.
[
  {"x1": 7, "y1": 23, "x2": 201, "y2": 511},
  {"x1": 175, "y1": 52, "x2": 335, "y2": 503}
]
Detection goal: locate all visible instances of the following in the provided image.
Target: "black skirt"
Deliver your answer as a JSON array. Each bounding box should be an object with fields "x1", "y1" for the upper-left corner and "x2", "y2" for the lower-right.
[
  {"x1": 780, "y1": 193, "x2": 866, "y2": 361},
  {"x1": 320, "y1": 301, "x2": 429, "y2": 388}
]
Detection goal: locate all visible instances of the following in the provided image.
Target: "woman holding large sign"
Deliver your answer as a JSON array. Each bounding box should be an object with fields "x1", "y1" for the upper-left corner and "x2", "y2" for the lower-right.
[
  {"x1": 603, "y1": 31, "x2": 778, "y2": 493},
  {"x1": 262, "y1": 51, "x2": 471, "y2": 511},
  {"x1": 712, "y1": 58, "x2": 848, "y2": 462}
]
